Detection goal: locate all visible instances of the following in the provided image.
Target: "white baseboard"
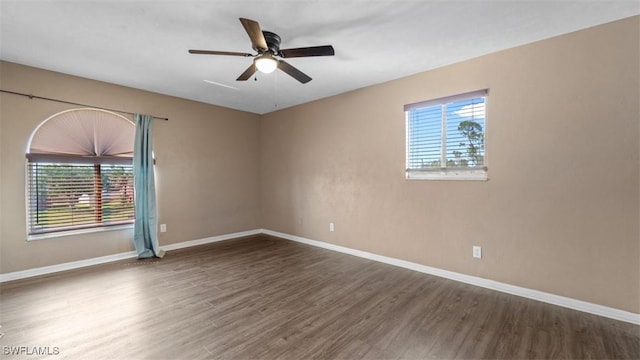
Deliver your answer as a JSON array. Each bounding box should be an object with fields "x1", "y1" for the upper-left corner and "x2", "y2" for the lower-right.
[
  {"x1": 261, "y1": 229, "x2": 640, "y2": 325},
  {"x1": 0, "y1": 251, "x2": 138, "y2": 283},
  {"x1": 0, "y1": 229, "x2": 262, "y2": 283}
]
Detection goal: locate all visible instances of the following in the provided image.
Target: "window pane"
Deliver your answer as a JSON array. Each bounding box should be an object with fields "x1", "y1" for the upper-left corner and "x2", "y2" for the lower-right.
[
  {"x1": 407, "y1": 104, "x2": 442, "y2": 169},
  {"x1": 101, "y1": 165, "x2": 135, "y2": 223},
  {"x1": 28, "y1": 162, "x2": 134, "y2": 235},
  {"x1": 446, "y1": 98, "x2": 485, "y2": 168}
]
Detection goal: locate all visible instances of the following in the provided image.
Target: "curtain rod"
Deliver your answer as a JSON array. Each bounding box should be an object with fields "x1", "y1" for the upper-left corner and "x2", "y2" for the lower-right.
[{"x1": 0, "y1": 89, "x2": 169, "y2": 121}]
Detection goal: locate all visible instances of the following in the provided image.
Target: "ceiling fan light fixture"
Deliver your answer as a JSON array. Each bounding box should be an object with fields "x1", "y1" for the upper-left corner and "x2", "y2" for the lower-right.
[{"x1": 255, "y1": 54, "x2": 278, "y2": 74}]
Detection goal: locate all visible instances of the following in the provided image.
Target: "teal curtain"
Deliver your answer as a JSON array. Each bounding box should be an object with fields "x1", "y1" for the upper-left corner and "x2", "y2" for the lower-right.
[{"x1": 133, "y1": 114, "x2": 165, "y2": 259}]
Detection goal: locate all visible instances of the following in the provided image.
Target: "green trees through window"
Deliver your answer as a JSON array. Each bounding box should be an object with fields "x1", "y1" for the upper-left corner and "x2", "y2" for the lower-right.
[
  {"x1": 28, "y1": 163, "x2": 134, "y2": 234},
  {"x1": 452, "y1": 120, "x2": 485, "y2": 168}
]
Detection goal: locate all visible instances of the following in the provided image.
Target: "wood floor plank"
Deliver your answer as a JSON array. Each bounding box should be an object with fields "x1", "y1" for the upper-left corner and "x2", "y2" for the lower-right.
[{"x1": 0, "y1": 234, "x2": 638, "y2": 359}]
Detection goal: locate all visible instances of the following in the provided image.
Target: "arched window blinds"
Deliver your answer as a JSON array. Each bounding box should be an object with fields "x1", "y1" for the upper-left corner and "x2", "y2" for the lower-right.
[
  {"x1": 28, "y1": 108, "x2": 134, "y2": 162},
  {"x1": 26, "y1": 109, "x2": 135, "y2": 236}
]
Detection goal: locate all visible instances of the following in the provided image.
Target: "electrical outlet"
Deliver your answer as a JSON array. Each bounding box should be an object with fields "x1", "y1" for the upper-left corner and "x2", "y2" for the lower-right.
[
  {"x1": 473, "y1": 246, "x2": 482, "y2": 259},
  {"x1": 160, "y1": 224, "x2": 167, "y2": 233},
  {"x1": 329, "y1": 222, "x2": 335, "y2": 232}
]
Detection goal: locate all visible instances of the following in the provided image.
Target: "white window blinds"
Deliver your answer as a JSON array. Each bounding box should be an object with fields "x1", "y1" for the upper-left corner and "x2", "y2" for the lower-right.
[{"x1": 27, "y1": 162, "x2": 134, "y2": 235}]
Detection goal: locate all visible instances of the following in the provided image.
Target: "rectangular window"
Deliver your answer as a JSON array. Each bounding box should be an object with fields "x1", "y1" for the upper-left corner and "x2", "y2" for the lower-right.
[
  {"x1": 27, "y1": 156, "x2": 134, "y2": 236},
  {"x1": 405, "y1": 89, "x2": 488, "y2": 180}
]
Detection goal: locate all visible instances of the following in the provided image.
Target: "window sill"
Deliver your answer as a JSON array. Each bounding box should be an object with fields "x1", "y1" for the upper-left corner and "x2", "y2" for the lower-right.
[
  {"x1": 406, "y1": 169, "x2": 488, "y2": 181},
  {"x1": 27, "y1": 224, "x2": 134, "y2": 241}
]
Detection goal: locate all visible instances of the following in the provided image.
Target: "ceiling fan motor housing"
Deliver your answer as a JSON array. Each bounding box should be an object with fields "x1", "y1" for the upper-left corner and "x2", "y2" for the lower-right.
[{"x1": 262, "y1": 31, "x2": 281, "y2": 54}]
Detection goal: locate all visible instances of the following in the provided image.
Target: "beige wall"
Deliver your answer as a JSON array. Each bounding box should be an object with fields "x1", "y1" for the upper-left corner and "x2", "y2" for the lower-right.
[
  {"x1": 0, "y1": 61, "x2": 261, "y2": 273},
  {"x1": 260, "y1": 16, "x2": 640, "y2": 313},
  {"x1": 1, "y1": 17, "x2": 638, "y2": 314}
]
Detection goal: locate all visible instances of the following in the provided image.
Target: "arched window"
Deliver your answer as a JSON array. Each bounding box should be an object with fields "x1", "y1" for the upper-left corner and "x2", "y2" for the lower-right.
[{"x1": 26, "y1": 108, "x2": 135, "y2": 236}]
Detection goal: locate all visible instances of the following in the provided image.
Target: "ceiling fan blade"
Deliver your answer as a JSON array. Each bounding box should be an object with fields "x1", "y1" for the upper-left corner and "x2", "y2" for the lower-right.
[
  {"x1": 279, "y1": 45, "x2": 335, "y2": 58},
  {"x1": 236, "y1": 63, "x2": 257, "y2": 81},
  {"x1": 278, "y1": 60, "x2": 312, "y2": 84},
  {"x1": 189, "y1": 49, "x2": 252, "y2": 57},
  {"x1": 239, "y1": 18, "x2": 268, "y2": 52}
]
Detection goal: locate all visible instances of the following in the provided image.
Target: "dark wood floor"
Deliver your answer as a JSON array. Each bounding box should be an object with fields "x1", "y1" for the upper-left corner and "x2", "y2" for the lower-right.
[{"x1": 0, "y1": 235, "x2": 638, "y2": 359}]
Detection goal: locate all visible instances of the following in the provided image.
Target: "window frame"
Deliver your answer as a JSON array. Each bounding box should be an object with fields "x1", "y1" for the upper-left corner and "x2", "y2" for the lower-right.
[
  {"x1": 25, "y1": 108, "x2": 136, "y2": 240},
  {"x1": 405, "y1": 89, "x2": 488, "y2": 181}
]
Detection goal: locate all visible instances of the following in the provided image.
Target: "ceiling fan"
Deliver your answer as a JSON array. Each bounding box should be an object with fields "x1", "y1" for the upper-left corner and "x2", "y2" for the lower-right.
[{"x1": 189, "y1": 18, "x2": 335, "y2": 84}]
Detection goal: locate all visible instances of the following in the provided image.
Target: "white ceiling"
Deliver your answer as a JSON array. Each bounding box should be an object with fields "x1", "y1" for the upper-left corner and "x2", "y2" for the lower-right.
[{"x1": 1, "y1": 1, "x2": 638, "y2": 115}]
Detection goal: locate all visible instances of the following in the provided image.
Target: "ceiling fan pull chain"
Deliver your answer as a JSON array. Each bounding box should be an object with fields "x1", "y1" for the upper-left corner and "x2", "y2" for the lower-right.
[{"x1": 274, "y1": 71, "x2": 279, "y2": 109}]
